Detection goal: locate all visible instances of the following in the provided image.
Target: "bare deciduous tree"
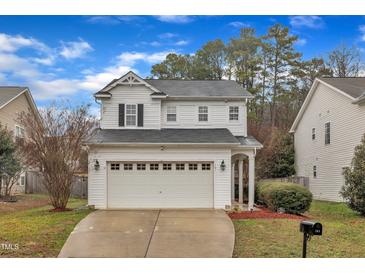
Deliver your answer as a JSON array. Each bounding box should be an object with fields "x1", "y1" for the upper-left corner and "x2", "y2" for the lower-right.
[
  {"x1": 328, "y1": 44, "x2": 362, "y2": 77},
  {"x1": 17, "y1": 104, "x2": 95, "y2": 210}
]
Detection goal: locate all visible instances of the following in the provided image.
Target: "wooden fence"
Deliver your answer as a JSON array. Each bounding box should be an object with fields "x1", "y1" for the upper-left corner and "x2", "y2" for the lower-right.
[
  {"x1": 259, "y1": 176, "x2": 310, "y2": 189},
  {"x1": 25, "y1": 171, "x2": 88, "y2": 198}
]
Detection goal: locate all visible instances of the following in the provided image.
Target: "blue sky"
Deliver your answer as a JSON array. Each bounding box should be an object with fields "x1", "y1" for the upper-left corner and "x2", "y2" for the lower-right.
[{"x1": 1, "y1": 15, "x2": 365, "y2": 115}]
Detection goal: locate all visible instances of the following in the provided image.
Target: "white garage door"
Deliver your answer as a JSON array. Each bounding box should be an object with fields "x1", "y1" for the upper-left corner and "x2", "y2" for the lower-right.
[{"x1": 107, "y1": 162, "x2": 214, "y2": 208}]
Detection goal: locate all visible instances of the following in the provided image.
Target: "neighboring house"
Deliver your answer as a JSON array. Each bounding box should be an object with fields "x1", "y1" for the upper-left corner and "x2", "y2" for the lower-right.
[
  {"x1": 86, "y1": 71, "x2": 262, "y2": 209},
  {"x1": 0, "y1": 86, "x2": 40, "y2": 194},
  {"x1": 290, "y1": 77, "x2": 365, "y2": 202}
]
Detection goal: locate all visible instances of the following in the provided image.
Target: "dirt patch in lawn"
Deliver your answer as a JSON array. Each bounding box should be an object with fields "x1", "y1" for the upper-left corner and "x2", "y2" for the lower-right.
[
  {"x1": 0, "y1": 195, "x2": 50, "y2": 213},
  {"x1": 228, "y1": 206, "x2": 308, "y2": 220}
]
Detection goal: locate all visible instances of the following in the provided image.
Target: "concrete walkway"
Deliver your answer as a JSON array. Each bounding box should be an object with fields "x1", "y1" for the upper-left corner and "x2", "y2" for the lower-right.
[{"x1": 58, "y1": 209, "x2": 235, "y2": 258}]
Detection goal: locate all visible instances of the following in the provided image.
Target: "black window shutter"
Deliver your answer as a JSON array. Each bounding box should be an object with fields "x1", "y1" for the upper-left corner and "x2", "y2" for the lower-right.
[
  {"x1": 119, "y1": 104, "x2": 125, "y2": 127},
  {"x1": 137, "y1": 104, "x2": 144, "y2": 127}
]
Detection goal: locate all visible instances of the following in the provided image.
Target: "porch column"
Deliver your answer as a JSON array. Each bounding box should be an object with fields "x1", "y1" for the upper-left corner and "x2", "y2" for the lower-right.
[
  {"x1": 238, "y1": 159, "x2": 243, "y2": 204},
  {"x1": 231, "y1": 161, "x2": 235, "y2": 201},
  {"x1": 248, "y1": 155, "x2": 255, "y2": 210}
]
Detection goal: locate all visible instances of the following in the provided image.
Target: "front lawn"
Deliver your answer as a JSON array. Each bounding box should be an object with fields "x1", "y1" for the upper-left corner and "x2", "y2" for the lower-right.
[
  {"x1": 0, "y1": 195, "x2": 93, "y2": 257},
  {"x1": 233, "y1": 200, "x2": 365, "y2": 258}
]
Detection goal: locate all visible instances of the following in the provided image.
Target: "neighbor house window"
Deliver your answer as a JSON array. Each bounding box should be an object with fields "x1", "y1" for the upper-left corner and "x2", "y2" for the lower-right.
[
  {"x1": 198, "y1": 106, "x2": 208, "y2": 122},
  {"x1": 15, "y1": 125, "x2": 25, "y2": 138},
  {"x1": 150, "y1": 163, "x2": 159, "y2": 170},
  {"x1": 325, "y1": 122, "x2": 331, "y2": 145},
  {"x1": 163, "y1": 163, "x2": 172, "y2": 170},
  {"x1": 110, "y1": 163, "x2": 120, "y2": 170},
  {"x1": 313, "y1": 166, "x2": 317, "y2": 178},
  {"x1": 20, "y1": 175, "x2": 25, "y2": 186},
  {"x1": 124, "y1": 163, "x2": 133, "y2": 170},
  {"x1": 189, "y1": 163, "x2": 198, "y2": 170},
  {"x1": 202, "y1": 163, "x2": 211, "y2": 170},
  {"x1": 312, "y1": 128, "x2": 316, "y2": 140},
  {"x1": 166, "y1": 106, "x2": 177, "y2": 122},
  {"x1": 229, "y1": 106, "x2": 239, "y2": 121},
  {"x1": 176, "y1": 163, "x2": 185, "y2": 170},
  {"x1": 137, "y1": 163, "x2": 146, "y2": 170},
  {"x1": 125, "y1": 104, "x2": 137, "y2": 126}
]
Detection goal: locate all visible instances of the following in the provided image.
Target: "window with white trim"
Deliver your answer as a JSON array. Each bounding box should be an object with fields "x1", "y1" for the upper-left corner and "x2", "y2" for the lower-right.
[
  {"x1": 166, "y1": 106, "x2": 177, "y2": 122},
  {"x1": 111, "y1": 163, "x2": 120, "y2": 170},
  {"x1": 189, "y1": 163, "x2": 198, "y2": 170},
  {"x1": 229, "y1": 106, "x2": 239, "y2": 121},
  {"x1": 198, "y1": 106, "x2": 208, "y2": 122},
  {"x1": 325, "y1": 122, "x2": 330, "y2": 145},
  {"x1": 124, "y1": 163, "x2": 133, "y2": 170},
  {"x1": 150, "y1": 163, "x2": 159, "y2": 170},
  {"x1": 312, "y1": 128, "x2": 316, "y2": 140},
  {"x1": 20, "y1": 175, "x2": 25, "y2": 186},
  {"x1": 15, "y1": 125, "x2": 25, "y2": 138},
  {"x1": 176, "y1": 163, "x2": 185, "y2": 170},
  {"x1": 137, "y1": 163, "x2": 146, "y2": 170},
  {"x1": 125, "y1": 104, "x2": 137, "y2": 126},
  {"x1": 313, "y1": 165, "x2": 317, "y2": 178}
]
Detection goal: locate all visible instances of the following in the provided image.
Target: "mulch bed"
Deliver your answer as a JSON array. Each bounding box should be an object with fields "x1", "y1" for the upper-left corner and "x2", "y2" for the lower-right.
[{"x1": 228, "y1": 206, "x2": 308, "y2": 220}]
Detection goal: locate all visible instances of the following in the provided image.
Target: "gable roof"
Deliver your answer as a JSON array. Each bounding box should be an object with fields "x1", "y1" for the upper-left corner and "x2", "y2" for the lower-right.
[
  {"x1": 319, "y1": 77, "x2": 365, "y2": 99},
  {"x1": 0, "y1": 87, "x2": 28, "y2": 109},
  {"x1": 290, "y1": 77, "x2": 365, "y2": 133},
  {"x1": 94, "y1": 71, "x2": 252, "y2": 99},
  {"x1": 0, "y1": 86, "x2": 41, "y2": 122}
]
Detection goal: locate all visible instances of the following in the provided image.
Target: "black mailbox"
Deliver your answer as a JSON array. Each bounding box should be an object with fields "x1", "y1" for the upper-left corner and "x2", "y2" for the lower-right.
[{"x1": 300, "y1": 221, "x2": 322, "y2": 236}]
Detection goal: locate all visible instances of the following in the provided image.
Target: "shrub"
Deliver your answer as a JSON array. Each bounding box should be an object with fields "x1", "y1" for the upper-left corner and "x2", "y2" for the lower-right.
[{"x1": 256, "y1": 181, "x2": 312, "y2": 214}]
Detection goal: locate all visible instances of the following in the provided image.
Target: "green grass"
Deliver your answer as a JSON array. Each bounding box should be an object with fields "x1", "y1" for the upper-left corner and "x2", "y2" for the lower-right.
[
  {"x1": 233, "y1": 200, "x2": 365, "y2": 258},
  {"x1": 0, "y1": 196, "x2": 93, "y2": 257}
]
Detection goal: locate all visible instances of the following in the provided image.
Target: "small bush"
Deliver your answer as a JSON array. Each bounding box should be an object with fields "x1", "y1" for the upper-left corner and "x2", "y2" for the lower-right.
[{"x1": 256, "y1": 182, "x2": 312, "y2": 214}]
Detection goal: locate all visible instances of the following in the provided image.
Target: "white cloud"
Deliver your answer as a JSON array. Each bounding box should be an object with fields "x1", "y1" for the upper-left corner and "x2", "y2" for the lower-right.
[
  {"x1": 295, "y1": 38, "x2": 307, "y2": 46},
  {"x1": 359, "y1": 25, "x2": 365, "y2": 41},
  {"x1": 155, "y1": 16, "x2": 194, "y2": 24},
  {"x1": 158, "y1": 32, "x2": 178, "y2": 39},
  {"x1": 0, "y1": 33, "x2": 49, "y2": 53},
  {"x1": 0, "y1": 53, "x2": 41, "y2": 78},
  {"x1": 289, "y1": 16, "x2": 324, "y2": 29},
  {"x1": 32, "y1": 56, "x2": 56, "y2": 66},
  {"x1": 117, "y1": 50, "x2": 174, "y2": 66},
  {"x1": 86, "y1": 16, "x2": 143, "y2": 25},
  {"x1": 174, "y1": 40, "x2": 189, "y2": 46},
  {"x1": 228, "y1": 21, "x2": 250, "y2": 28},
  {"x1": 60, "y1": 39, "x2": 93, "y2": 59},
  {"x1": 149, "y1": 41, "x2": 162, "y2": 47}
]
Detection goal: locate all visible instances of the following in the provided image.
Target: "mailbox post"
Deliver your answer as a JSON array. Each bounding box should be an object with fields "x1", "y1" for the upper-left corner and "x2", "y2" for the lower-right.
[{"x1": 299, "y1": 220, "x2": 322, "y2": 258}]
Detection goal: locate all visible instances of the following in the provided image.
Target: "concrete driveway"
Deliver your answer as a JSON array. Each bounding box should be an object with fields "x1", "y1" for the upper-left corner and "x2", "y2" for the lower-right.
[{"x1": 58, "y1": 209, "x2": 235, "y2": 258}]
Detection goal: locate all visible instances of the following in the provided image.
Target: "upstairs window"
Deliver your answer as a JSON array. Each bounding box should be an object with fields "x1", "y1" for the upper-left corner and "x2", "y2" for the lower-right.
[
  {"x1": 325, "y1": 122, "x2": 331, "y2": 145},
  {"x1": 125, "y1": 104, "x2": 137, "y2": 126},
  {"x1": 313, "y1": 165, "x2": 317, "y2": 178},
  {"x1": 312, "y1": 128, "x2": 316, "y2": 140},
  {"x1": 198, "y1": 106, "x2": 208, "y2": 122},
  {"x1": 229, "y1": 106, "x2": 239, "y2": 121},
  {"x1": 15, "y1": 125, "x2": 25, "y2": 138},
  {"x1": 166, "y1": 106, "x2": 177, "y2": 122}
]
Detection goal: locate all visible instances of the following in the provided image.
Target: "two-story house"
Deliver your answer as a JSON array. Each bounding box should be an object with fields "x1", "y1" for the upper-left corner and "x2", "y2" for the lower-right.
[
  {"x1": 86, "y1": 71, "x2": 262, "y2": 210},
  {"x1": 0, "y1": 86, "x2": 40, "y2": 193},
  {"x1": 290, "y1": 77, "x2": 365, "y2": 202}
]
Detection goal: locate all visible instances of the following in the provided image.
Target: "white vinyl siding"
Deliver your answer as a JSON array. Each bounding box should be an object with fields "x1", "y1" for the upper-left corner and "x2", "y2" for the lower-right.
[
  {"x1": 161, "y1": 101, "x2": 247, "y2": 136},
  {"x1": 88, "y1": 146, "x2": 232, "y2": 209},
  {"x1": 100, "y1": 85, "x2": 161, "y2": 129},
  {"x1": 294, "y1": 82, "x2": 365, "y2": 202}
]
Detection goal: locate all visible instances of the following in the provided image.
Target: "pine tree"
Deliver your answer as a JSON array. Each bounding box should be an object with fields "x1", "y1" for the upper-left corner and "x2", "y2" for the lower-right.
[{"x1": 341, "y1": 133, "x2": 365, "y2": 215}]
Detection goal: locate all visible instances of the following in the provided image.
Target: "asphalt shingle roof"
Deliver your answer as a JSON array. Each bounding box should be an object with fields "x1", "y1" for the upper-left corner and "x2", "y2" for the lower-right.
[
  {"x1": 319, "y1": 77, "x2": 365, "y2": 99},
  {"x1": 235, "y1": 136, "x2": 263, "y2": 147},
  {"x1": 87, "y1": 128, "x2": 240, "y2": 144},
  {"x1": 0, "y1": 87, "x2": 27, "y2": 108}
]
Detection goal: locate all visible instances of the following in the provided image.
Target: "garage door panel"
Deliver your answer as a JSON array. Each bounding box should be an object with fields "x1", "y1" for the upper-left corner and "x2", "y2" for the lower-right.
[{"x1": 107, "y1": 162, "x2": 213, "y2": 208}]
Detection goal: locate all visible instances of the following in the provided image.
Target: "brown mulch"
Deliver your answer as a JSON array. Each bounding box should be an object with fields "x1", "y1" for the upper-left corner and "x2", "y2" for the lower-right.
[
  {"x1": 0, "y1": 195, "x2": 50, "y2": 213},
  {"x1": 228, "y1": 206, "x2": 308, "y2": 220}
]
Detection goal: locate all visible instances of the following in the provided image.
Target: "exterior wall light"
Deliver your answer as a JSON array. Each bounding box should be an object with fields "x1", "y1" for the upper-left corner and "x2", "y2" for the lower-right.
[
  {"x1": 220, "y1": 160, "x2": 226, "y2": 171},
  {"x1": 94, "y1": 160, "x2": 100, "y2": 171}
]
